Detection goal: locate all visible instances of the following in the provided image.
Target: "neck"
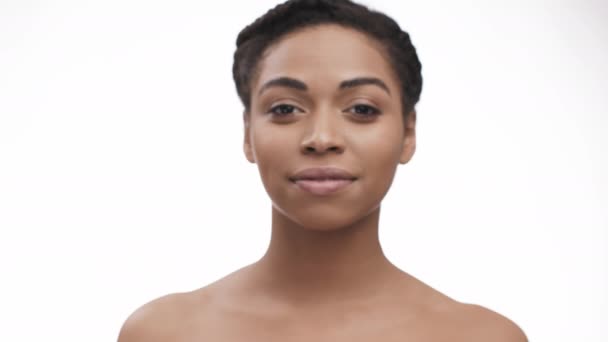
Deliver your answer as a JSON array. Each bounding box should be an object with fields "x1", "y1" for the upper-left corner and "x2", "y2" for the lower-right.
[{"x1": 250, "y1": 204, "x2": 401, "y2": 306}]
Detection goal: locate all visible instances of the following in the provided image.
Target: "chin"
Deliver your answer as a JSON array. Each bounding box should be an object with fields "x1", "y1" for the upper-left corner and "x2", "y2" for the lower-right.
[{"x1": 273, "y1": 201, "x2": 378, "y2": 232}]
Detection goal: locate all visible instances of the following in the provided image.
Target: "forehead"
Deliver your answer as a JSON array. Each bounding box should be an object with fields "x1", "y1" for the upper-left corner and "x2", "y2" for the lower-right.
[{"x1": 253, "y1": 24, "x2": 399, "y2": 93}]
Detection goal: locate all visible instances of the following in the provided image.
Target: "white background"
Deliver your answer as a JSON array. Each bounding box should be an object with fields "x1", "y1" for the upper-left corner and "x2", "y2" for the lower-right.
[{"x1": 1, "y1": 0, "x2": 606, "y2": 340}]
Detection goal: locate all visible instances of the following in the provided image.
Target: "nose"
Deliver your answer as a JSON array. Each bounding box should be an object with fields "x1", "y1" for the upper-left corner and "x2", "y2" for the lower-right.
[{"x1": 299, "y1": 108, "x2": 345, "y2": 155}]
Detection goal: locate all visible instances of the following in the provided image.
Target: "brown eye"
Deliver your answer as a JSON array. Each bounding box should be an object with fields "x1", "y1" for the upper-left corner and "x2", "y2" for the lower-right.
[
  {"x1": 268, "y1": 104, "x2": 299, "y2": 117},
  {"x1": 349, "y1": 104, "x2": 381, "y2": 118}
]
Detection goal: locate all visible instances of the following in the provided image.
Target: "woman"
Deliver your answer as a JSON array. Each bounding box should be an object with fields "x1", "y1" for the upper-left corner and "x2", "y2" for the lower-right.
[{"x1": 118, "y1": 0, "x2": 527, "y2": 340}]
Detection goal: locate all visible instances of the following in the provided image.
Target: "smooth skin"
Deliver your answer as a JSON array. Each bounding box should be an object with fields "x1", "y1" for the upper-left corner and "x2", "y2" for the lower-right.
[{"x1": 118, "y1": 24, "x2": 527, "y2": 341}]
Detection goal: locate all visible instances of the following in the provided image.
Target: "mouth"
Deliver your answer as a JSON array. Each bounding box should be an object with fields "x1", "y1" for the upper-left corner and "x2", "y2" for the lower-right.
[
  {"x1": 291, "y1": 178, "x2": 356, "y2": 196},
  {"x1": 289, "y1": 166, "x2": 357, "y2": 182},
  {"x1": 289, "y1": 166, "x2": 357, "y2": 195}
]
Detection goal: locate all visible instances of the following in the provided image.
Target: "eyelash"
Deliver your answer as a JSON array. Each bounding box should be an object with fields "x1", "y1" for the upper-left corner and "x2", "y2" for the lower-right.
[{"x1": 267, "y1": 104, "x2": 381, "y2": 120}]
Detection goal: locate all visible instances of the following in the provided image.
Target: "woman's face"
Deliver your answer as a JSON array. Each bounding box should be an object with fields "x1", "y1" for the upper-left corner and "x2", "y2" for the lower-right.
[{"x1": 244, "y1": 24, "x2": 416, "y2": 231}]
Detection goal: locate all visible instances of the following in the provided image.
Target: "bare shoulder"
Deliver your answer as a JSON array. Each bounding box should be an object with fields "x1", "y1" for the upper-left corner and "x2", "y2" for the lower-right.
[
  {"x1": 445, "y1": 302, "x2": 528, "y2": 342},
  {"x1": 117, "y1": 289, "x2": 212, "y2": 342},
  {"x1": 395, "y1": 275, "x2": 527, "y2": 341},
  {"x1": 117, "y1": 292, "x2": 189, "y2": 342}
]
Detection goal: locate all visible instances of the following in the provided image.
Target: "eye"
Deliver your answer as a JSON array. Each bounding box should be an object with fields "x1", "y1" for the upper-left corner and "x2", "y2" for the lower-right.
[
  {"x1": 267, "y1": 104, "x2": 301, "y2": 118},
  {"x1": 347, "y1": 104, "x2": 381, "y2": 119}
]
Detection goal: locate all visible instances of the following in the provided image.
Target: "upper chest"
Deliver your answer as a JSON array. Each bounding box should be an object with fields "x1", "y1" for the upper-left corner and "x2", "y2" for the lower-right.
[{"x1": 168, "y1": 305, "x2": 467, "y2": 342}]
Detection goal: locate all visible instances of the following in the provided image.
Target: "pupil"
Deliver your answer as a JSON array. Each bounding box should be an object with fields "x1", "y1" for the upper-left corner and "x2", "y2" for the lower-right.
[
  {"x1": 280, "y1": 105, "x2": 292, "y2": 114},
  {"x1": 356, "y1": 105, "x2": 369, "y2": 114}
]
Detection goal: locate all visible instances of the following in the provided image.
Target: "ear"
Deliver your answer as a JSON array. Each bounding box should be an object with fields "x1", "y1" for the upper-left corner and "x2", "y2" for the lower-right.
[
  {"x1": 243, "y1": 111, "x2": 256, "y2": 164},
  {"x1": 399, "y1": 110, "x2": 417, "y2": 164}
]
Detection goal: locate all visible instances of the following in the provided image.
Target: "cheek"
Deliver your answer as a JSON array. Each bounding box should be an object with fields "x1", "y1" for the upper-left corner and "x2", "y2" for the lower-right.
[
  {"x1": 251, "y1": 126, "x2": 294, "y2": 185},
  {"x1": 355, "y1": 128, "x2": 403, "y2": 189}
]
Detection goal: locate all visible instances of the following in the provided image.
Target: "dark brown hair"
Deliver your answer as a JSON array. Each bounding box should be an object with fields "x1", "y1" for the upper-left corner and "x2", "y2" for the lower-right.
[{"x1": 232, "y1": 0, "x2": 423, "y2": 118}]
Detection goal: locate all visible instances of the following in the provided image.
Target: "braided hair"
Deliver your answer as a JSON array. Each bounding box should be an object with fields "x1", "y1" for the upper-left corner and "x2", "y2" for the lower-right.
[{"x1": 232, "y1": 0, "x2": 423, "y2": 119}]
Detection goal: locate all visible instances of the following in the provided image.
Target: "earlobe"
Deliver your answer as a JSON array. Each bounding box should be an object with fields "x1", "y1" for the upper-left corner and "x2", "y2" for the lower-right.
[
  {"x1": 244, "y1": 142, "x2": 255, "y2": 164},
  {"x1": 399, "y1": 110, "x2": 417, "y2": 164},
  {"x1": 399, "y1": 137, "x2": 416, "y2": 164},
  {"x1": 243, "y1": 111, "x2": 256, "y2": 164}
]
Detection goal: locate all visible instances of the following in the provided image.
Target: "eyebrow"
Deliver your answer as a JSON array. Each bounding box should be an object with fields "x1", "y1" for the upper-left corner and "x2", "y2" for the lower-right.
[{"x1": 258, "y1": 76, "x2": 391, "y2": 96}]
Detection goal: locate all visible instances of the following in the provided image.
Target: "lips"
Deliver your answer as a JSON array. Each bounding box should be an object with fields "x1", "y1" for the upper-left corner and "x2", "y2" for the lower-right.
[
  {"x1": 289, "y1": 167, "x2": 357, "y2": 195},
  {"x1": 289, "y1": 167, "x2": 357, "y2": 181}
]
